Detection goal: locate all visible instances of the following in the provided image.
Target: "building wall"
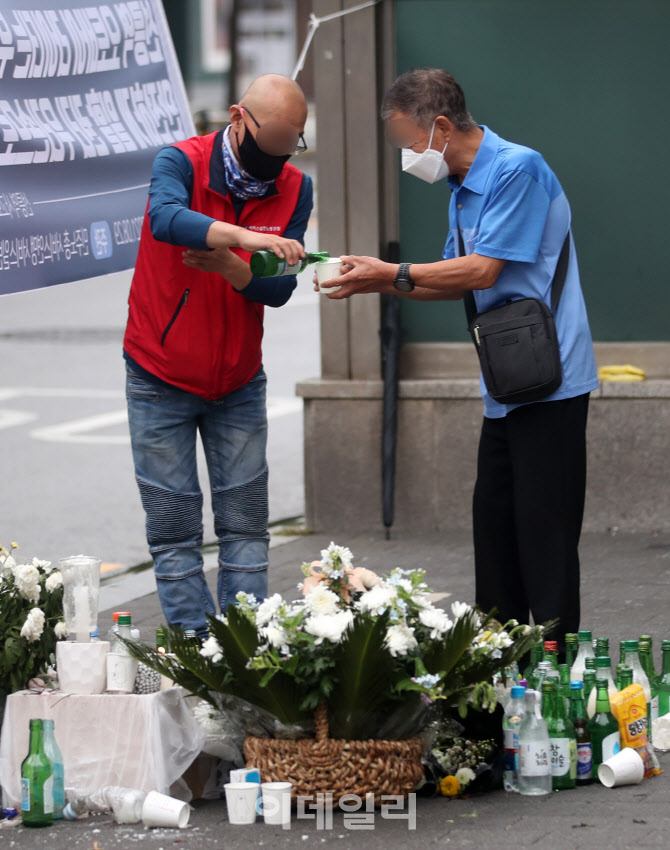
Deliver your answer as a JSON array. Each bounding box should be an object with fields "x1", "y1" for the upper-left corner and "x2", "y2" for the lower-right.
[{"x1": 396, "y1": 0, "x2": 670, "y2": 344}]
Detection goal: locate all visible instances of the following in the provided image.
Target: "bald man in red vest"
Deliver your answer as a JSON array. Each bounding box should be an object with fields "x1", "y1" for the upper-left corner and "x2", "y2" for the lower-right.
[{"x1": 123, "y1": 74, "x2": 312, "y2": 637}]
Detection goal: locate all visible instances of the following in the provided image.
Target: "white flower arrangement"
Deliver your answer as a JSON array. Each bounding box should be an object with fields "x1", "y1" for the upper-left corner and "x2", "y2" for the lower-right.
[
  {"x1": 0, "y1": 543, "x2": 67, "y2": 697},
  {"x1": 129, "y1": 543, "x2": 546, "y2": 741}
]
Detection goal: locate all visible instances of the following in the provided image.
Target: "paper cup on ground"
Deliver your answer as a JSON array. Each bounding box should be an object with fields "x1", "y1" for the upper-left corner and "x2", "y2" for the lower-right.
[
  {"x1": 56, "y1": 640, "x2": 110, "y2": 694},
  {"x1": 225, "y1": 782, "x2": 260, "y2": 825},
  {"x1": 316, "y1": 258, "x2": 343, "y2": 293},
  {"x1": 141, "y1": 790, "x2": 190, "y2": 828},
  {"x1": 261, "y1": 782, "x2": 292, "y2": 826},
  {"x1": 598, "y1": 747, "x2": 645, "y2": 787}
]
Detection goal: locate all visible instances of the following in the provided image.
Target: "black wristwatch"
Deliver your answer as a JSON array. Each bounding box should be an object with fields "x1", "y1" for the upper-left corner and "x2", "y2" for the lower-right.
[{"x1": 393, "y1": 262, "x2": 415, "y2": 293}]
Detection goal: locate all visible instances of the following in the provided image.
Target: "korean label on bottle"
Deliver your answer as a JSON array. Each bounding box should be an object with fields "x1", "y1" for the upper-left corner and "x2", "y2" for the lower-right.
[
  {"x1": 577, "y1": 743, "x2": 593, "y2": 777},
  {"x1": 602, "y1": 731, "x2": 621, "y2": 762},
  {"x1": 277, "y1": 260, "x2": 302, "y2": 276},
  {"x1": 21, "y1": 778, "x2": 30, "y2": 811},
  {"x1": 550, "y1": 738, "x2": 571, "y2": 776},
  {"x1": 519, "y1": 742, "x2": 550, "y2": 776},
  {"x1": 503, "y1": 729, "x2": 519, "y2": 771},
  {"x1": 42, "y1": 775, "x2": 54, "y2": 814},
  {"x1": 650, "y1": 695, "x2": 659, "y2": 723}
]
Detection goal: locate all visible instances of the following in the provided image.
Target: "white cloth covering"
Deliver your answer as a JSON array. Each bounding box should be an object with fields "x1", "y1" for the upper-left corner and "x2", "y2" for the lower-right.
[{"x1": 0, "y1": 687, "x2": 207, "y2": 808}]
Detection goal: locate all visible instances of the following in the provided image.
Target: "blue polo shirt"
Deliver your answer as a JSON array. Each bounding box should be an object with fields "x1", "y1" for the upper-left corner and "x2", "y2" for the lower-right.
[{"x1": 443, "y1": 126, "x2": 598, "y2": 418}]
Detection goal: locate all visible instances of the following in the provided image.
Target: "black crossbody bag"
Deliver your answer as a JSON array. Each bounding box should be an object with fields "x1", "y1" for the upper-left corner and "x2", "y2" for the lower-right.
[{"x1": 460, "y1": 229, "x2": 570, "y2": 405}]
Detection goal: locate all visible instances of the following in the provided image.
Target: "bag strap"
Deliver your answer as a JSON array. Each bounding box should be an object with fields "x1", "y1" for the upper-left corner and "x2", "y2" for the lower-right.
[{"x1": 461, "y1": 227, "x2": 571, "y2": 325}]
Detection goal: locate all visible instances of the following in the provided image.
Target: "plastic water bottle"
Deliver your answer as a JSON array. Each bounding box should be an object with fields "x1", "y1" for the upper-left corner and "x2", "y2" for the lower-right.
[
  {"x1": 570, "y1": 629, "x2": 595, "y2": 681},
  {"x1": 518, "y1": 689, "x2": 552, "y2": 796},
  {"x1": 63, "y1": 786, "x2": 146, "y2": 823},
  {"x1": 503, "y1": 685, "x2": 527, "y2": 792}
]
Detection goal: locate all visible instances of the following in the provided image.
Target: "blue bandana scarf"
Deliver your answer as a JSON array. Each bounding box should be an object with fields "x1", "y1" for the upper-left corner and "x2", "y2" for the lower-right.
[{"x1": 222, "y1": 126, "x2": 273, "y2": 201}]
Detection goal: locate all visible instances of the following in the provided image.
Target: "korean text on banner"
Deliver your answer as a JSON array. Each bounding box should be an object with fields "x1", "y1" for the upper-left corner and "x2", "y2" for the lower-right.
[{"x1": 0, "y1": 0, "x2": 194, "y2": 295}]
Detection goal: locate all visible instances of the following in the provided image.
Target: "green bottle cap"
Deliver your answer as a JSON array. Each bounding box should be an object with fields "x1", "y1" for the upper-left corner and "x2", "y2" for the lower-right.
[
  {"x1": 541, "y1": 681, "x2": 555, "y2": 692},
  {"x1": 623, "y1": 639, "x2": 639, "y2": 651},
  {"x1": 565, "y1": 633, "x2": 578, "y2": 643},
  {"x1": 595, "y1": 677, "x2": 607, "y2": 688},
  {"x1": 118, "y1": 614, "x2": 132, "y2": 626},
  {"x1": 577, "y1": 630, "x2": 592, "y2": 641},
  {"x1": 639, "y1": 634, "x2": 653, "y2": 643},
  {"x1": 585, "y1": 657, "x2": 597, "y2": 669},
  {"x1": 595, "y1": 656, "x2": 611, "y2": 668},
  {"x1": 662, "y1": 640, "x2": 670, "y2": 651}
]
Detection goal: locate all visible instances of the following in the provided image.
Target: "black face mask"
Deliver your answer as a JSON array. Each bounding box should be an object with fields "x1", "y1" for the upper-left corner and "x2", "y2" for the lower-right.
[{"x1": 237, "y1": 125, "x2": 290, "y2": 181}]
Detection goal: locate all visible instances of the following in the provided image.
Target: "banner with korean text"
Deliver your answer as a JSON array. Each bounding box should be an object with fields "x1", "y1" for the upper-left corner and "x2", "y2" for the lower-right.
[{"x1": 0, "y1": 0, "x2": 194, "y2": 295}]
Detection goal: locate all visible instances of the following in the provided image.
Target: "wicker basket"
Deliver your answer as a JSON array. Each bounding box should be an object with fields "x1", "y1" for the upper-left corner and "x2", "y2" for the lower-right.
[{"x1": 243, "y1": 704, "x2": 425, "y2": 805}]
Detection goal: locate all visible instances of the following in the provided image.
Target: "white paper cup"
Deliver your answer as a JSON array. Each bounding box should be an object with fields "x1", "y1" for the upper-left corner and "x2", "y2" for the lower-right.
[
  {"x1": 225, "y1": 782, "x2": 260, "y2": 825},
  {"x1": 261, "y1": 781, "x2": 292, "y2": 826},
  {"x1": 56, "y1": 640, "x2": 110, "y2": 694},
  {"x1": 106, "y1": 652, "x2": 138, "y2": 693},
  {"x1": 598, "y1": 746, "x2": 645, "y2": 787},
  {"x1": 141, "y1": 790, "x2": 190, "y2": 828},
  {"x1": 316, "y1": 258, "x2": 343, "y2": 293}
]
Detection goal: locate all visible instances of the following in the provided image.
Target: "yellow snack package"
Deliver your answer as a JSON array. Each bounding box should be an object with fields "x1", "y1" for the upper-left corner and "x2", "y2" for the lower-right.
[{"x1": 610, "y1": 683, "x2": 661, "y2": 778}]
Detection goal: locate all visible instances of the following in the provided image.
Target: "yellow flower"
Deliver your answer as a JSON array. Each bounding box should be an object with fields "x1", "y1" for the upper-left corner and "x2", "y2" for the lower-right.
[{"x1": 439, "y1": 775, "x2": 460, "y2": 797}]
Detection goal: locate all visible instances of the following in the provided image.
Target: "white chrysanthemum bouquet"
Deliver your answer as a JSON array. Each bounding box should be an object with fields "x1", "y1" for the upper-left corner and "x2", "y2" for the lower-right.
[
  {"x1": 128, "y1": 542, "x2": 544, "y2": 741},
  {"x1": 0, "y1": 543, "x2": 68, "y2": 700}
]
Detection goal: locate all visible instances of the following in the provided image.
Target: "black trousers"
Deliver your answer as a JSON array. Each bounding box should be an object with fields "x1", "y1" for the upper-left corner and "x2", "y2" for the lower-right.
[{"x1": 473, "y1": 394, "x2": 590, "y2": 647}]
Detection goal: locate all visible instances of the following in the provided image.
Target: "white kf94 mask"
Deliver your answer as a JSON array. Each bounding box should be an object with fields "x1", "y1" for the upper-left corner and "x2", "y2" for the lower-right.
[{"x1": 401, "y1": 120, "x2": 449, "y2": 184}]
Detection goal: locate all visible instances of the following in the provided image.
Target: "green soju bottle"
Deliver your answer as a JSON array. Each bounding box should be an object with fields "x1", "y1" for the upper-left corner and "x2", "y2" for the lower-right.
[
  {"x1": 21, "y1": 719, "x2": 54, "y2": 827},
  {"x1": 568, "y1": 681, "x2": 593, "y2": 785},
  {"x1": 595, "y1": 637, "x2": 609, "y2": 658},
  {"x1": 523, "y1": 642, "x2": 544, "y2": 685},
  {"x1": 41, "y1": 720, "x2": 64, "y2": 820},
  {"x1": 543, "y1": 640, "x2": 559, "y2": 670},
  {"x1": 558, "y1": 663, "x2": 571, "y2": 710},
  {"x1": 622, "y1": 639, "x2": 652, "y2": 729},
  {"x1": 657, "y1": 640, "x2": 670, "y2": 717},
  {"x1": 618, "y1": 666, "x2": 634, "y2": 691},
  {"x1": 156, "y1": 626, "x2": 169, "y2": 654},
  {"x1": 543, "y1": 681, "x2": 576, "y2": 790},
  {"x1": 587, "y1": 678, "x2": 621, "y2": 770},
  {"x1": 639, "y1": 635, "x2": 659, "y2": 723},
  {"x1": 583, "y1": 669, "x2": 597, "y2": 710},
  {"x1": 565, "y1": 633, "x2": 579, "y2": 669},
  {"x1": 250, "y1": 250, "x2": 329, "y2": 278}
]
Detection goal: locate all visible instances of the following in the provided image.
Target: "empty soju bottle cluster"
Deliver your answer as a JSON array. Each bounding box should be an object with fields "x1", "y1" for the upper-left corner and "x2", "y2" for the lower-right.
[
  {"x1": 20, "y1": 718, "x2": 65, "y2": 827},
  {"x1": 501, "y1": 631, "x2": 669, "y2": 795}
]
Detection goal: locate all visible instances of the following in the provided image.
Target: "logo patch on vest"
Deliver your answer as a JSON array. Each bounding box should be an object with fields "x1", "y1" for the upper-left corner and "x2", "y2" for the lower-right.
[{"x1": 246, "y1": 225, "x2": 282, "y2": 232}]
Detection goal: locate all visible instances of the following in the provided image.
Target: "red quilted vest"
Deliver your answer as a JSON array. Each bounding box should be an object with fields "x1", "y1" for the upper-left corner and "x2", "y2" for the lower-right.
[{"x1": 123, "y1": 131, "x2": 303, "y2": 399}]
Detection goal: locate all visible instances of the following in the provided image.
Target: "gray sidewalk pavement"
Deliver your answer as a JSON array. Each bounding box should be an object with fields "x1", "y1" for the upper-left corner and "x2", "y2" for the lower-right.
[{"x1": 4, "y1": 528, "x2": 670, "y2": 848}]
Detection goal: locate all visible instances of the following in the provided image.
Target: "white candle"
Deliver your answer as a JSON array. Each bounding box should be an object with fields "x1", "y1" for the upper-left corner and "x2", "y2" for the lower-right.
[{"x1": 73, "y1": 585, "x2": 91, "y2": 642}]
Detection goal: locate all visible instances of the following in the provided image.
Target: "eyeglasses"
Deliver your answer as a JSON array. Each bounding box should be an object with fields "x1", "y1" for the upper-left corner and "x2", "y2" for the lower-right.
[{"x1": 242, "y1": 107, "x2": 308, "y2": 157}]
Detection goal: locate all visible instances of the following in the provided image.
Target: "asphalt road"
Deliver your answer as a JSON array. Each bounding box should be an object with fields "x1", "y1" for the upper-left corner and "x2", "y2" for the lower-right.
[{"x1": 0, "y1": 165, "x2": 320, "y2": 569}]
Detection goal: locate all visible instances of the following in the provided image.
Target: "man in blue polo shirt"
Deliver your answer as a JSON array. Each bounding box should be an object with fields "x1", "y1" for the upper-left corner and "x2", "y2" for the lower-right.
[{"x1": 330, "y1": 68, "x2": 598, "y2": 653}]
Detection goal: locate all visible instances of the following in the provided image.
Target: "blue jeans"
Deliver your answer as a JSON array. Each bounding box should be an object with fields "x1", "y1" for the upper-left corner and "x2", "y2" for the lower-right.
[{"x1": 126, "y1": 362, "x2": 269, "y2": 636}]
